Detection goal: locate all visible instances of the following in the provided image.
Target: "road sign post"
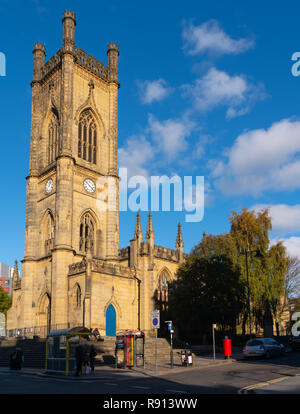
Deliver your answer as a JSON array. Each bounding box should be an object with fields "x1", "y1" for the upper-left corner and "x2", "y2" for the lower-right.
[
  {"x1": 151, "y1": 310, "x2": 160, "y2": 372},
  {"x1": 165, "y1": 320, "x2": 174, "y2": 368},
  {"x1": 212, "y1": 324, "x2": 216, "y2": 360}
]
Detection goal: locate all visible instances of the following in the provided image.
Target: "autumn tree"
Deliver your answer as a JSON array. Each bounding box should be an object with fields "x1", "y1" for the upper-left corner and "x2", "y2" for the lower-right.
[
  {"x1": 229, "y1": 208, "x2": 290, "y2": 335},
  {"x1": 0, "y1": 286, "x2": 12, "y2": 316},
  {"x1": 263, "y1": 242, "x2": 289, "y2": 335}
]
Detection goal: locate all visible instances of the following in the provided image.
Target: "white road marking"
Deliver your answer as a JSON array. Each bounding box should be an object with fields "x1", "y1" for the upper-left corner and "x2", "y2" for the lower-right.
[{"x1": 132, "y1": 386, "x2": 150, "y2": 389}]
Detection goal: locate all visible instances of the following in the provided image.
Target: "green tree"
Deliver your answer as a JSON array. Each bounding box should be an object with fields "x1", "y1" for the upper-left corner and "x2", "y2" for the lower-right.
[
  {"x1": 0, "y1": 286, "x2": 12, "y2": 316},
  {"x1": 191, "y1": 232, "x2": 238, "y2": 263},
  {"x1": 168, "y1": 252, "x2": 244, "y2": 343}
]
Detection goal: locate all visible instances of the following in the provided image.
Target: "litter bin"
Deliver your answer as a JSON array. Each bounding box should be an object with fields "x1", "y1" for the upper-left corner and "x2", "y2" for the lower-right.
[
  {"x1": 222, "y1": 337, "x2": 232, "y2": 359},
  {"x1": 187, "y1": 350, "x2": 193, "y2": 366}
]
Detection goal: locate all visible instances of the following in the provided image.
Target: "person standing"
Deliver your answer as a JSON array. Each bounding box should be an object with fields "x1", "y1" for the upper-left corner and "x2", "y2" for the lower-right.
[
  {"x1": 9, "y1": 350, "x2": 17, "y2": 370},
  {"x1": 16, "y1": 348, "x2": 23, "y2": 370}
]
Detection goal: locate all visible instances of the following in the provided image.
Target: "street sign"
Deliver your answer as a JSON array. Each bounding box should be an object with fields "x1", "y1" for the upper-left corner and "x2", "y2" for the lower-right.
[
  {"x1": 151, "y1": 310, "x2": 160, "y2": 329},
  {"x1": 168, "y1": 321, "x2": 172, "y2": 331}
]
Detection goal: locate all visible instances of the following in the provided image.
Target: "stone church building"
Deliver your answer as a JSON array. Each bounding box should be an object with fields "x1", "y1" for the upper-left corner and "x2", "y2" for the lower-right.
[{"x1": 7, "y1": 11, "x2": 184, "y2": 338}]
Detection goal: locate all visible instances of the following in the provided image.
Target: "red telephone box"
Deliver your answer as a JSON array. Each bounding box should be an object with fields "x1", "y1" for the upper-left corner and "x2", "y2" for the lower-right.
[{"x1": 115, "y1": 330, "x2": 145, "y2": 368}]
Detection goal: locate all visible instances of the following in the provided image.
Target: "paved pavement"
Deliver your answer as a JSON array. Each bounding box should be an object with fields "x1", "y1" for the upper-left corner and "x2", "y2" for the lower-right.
[
  {"x1": 0, "y1": 351, "x2": 239, "y2": 380},
  {"x1": 1, "y1": 350, "x2": 300, "y2": 394}
]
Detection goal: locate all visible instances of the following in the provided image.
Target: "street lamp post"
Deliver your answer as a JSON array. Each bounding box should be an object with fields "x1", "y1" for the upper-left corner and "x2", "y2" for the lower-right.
[
  {"x1": 133, "y1": 267, "x2": 141, "y2": 331},
  {"x1": 165, "y1": 321, "x2": 174, "y2": 368},
  {"x1": 239, "y1": 248, "x2": 263, "y2": 336},
  {"x1": 245, "y1": 250, "x2": 252, "y2": 336}
]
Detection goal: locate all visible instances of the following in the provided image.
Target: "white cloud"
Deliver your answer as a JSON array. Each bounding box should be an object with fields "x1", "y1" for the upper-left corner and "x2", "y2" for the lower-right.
[
  {"x1": 271, "y1": 237, "x2": 300, "y2": 259},
  {"x1": 182, "y1": 67, "x2": 266, "y2": 118},
  {"x1": 147, "y1": 113, "x2": 195, "y2": 161},
  {"x1": 182, "y1": 19, "x2": 254, "y2": 56},
  {"x1": 118, "y1": 113, "x2": 196, "y2": 178},
  {"x1": 118, "y1": 134, "x2": 154, "y2": 178},
  {"x1": 253, "y1": 204, "x2": 300, "y2": 234},
  {"x1": 212, "y1": 118, "x2": 300, "y2": 196},
  {"x1": 137, "y1": 79, "x2": 173, "y2": 104}
]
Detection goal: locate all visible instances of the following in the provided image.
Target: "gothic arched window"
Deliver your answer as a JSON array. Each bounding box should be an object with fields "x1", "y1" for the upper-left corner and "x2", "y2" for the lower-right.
[
  {"x1": 78, "y1": 110, "x2": 97, "y2": 164},
  {"x1": 75, "y1": 284, "x2": 81, "y2": 308},
  {"x1": 48, "y1": 113, "x2": 59, "y2": 163},
  {"x1": 79, "y1": 213, "x2": 94, "y2": 253},
  {"x1": 44, "y1": 212, "x2": 54, "y2": 255},
  {"x1": 157, "y1": 271, "x2": 169, "y2": 311}
]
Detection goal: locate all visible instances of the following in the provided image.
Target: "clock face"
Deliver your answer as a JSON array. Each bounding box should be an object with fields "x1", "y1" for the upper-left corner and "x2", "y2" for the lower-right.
[
  {"x1": 83, "y1": 178, "x2": 96, "y2": 194},
  {"x1": 45, "y1": 178, "x2": 53, "y2": 194}
]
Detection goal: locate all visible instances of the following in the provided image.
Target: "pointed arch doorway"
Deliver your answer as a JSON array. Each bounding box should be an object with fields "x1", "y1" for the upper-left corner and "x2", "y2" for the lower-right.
[{"x1": 106, "y1": 304, "x2": 116, "y2": 337}]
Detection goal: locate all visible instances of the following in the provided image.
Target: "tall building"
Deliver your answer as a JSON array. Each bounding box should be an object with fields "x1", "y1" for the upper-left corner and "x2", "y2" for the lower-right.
[
  {"x1": 0, "y1": 262, "x2": 13, "y2": 295},
  {"x1": 7, "y1": 11, "x2": 184, "y2": 337}
]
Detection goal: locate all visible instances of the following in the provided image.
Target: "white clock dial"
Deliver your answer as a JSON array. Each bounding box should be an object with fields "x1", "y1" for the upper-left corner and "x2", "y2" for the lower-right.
[
  {"x1": 83, "y1": 178, "x2": 96, "y2": 194},
  {"x1": 45, "y1": 179, "x2": 53, "y2": 194}
]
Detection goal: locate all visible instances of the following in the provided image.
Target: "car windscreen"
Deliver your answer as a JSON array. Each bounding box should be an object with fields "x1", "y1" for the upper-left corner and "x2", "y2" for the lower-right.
[{"x1": 246, "y1": 340, "x2": 263, "y2": 346}]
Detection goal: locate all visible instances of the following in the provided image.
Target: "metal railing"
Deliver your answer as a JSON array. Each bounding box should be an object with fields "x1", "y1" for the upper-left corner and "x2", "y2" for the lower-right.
[{"x1": 6, "y1": 323, "x2": 75, "y2": 339}]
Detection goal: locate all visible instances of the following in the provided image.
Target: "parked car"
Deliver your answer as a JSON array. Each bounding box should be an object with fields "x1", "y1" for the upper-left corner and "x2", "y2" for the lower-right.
[
  {"x1": 289, "y1": 335, "x2": 300, "y2": 351},
  {"x1": 243, "y1": 338, "x2": 285, "y2": 359}
]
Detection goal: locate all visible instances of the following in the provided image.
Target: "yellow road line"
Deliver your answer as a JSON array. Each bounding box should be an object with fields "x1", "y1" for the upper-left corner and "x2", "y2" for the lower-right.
[{"x1": 238, "y1": 375, "x2": 299, "y2": 394}]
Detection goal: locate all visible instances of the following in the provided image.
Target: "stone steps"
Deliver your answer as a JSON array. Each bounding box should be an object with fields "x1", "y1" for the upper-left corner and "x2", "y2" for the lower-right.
[
  {"x1": 0, "y1": 338, "x2": 46, "y2": 368},
  {"x1": 0, "y1": 336, "x2": 189, "y2": 368}
]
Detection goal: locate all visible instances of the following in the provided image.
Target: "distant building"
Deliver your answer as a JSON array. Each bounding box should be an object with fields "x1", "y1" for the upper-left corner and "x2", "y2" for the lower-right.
[
  {"x1": 0, "y1": 262, "x2": 14, "y2": 296},
  {"x1": 0, "y1": 313, "x2": 5, "y2": 337}
]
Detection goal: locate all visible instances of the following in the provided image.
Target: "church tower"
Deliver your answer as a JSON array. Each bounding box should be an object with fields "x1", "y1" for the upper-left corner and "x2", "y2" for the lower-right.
[
  {"x1": 7, "y1": 11, "x2": 184, "y2": 338},
  {"x1": 8, "y1": 10, "x2": 120, "y2": 331}
]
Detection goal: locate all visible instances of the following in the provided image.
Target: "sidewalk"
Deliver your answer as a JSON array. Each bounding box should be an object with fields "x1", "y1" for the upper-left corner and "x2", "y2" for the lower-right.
[{"x1": 0, "y1": 352, "x2": 241, "y2": 380}]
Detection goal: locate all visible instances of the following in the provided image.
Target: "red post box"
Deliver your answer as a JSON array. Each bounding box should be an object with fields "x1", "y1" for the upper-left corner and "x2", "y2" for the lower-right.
[{"x1": 222, "y1": 338, "x2": 232, "y2": 359}]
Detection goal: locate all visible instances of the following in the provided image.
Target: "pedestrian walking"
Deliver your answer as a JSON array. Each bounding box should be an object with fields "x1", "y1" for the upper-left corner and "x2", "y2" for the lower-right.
[
  {"x1": 75, "y1": 342, "x2": 83, "y2": 376},
  {"x1": 81, "y1": 338, "x2": 90, "y2": 374},
  {"x1": 89, "y1": 344, "x2": 97, "y2": 373},
  {"x1": 10, "y1": 347, "x2": 23, "y2": 370}
]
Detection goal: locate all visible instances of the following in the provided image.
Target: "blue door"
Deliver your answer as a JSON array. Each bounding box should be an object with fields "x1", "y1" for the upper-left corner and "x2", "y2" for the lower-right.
[{"x1": 106, "y1": 304, "x2": 116, "y2": 336}]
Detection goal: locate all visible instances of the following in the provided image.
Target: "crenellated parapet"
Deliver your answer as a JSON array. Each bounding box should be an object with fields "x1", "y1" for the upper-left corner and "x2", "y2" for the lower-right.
[
  {"x1": 92, "y1": 259, "x2": 133, "y2": 277},
  {"x1": 68, "y1": 257, "x2": 134, "y2": 278},
  {"x1": 153, "y1": 245, "x2": 178, "y2": 262},
  {"x1": 68, "y1": 258, "x2": 87, "y2": 275},
  {"x1": 40, "y1": 49, "x2": 63, "y2": 81},
  {"x1": 38, "y1": 46, "x2": 115, "y2": 83},
  {"x1": 74, "y1": 47, "x2": 110, "y2": 80},
  {"x1": 32, "y1": 9, "x2": 119, "y2": 86}
]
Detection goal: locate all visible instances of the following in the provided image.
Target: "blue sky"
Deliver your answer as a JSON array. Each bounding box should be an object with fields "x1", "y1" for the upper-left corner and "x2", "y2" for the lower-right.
[{"x1": 1, "y1": 0, "x2": 300, "y2": 269}]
